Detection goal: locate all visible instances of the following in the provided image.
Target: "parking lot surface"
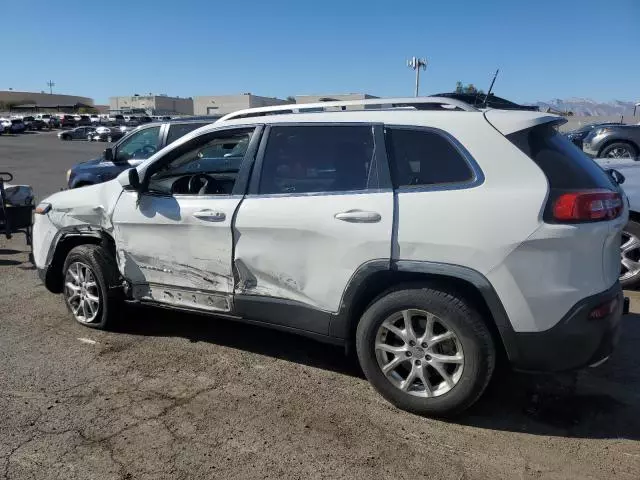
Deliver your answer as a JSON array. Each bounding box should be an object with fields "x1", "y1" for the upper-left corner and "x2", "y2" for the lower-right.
[{"x1": 1, "y1": 133, "x2": 639, "y2": 479}]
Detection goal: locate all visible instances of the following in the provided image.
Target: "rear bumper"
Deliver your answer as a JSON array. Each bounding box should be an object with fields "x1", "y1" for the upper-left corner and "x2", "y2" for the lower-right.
[{"x1": 510, "y1": 282, "x2": 624, "y2": 372}]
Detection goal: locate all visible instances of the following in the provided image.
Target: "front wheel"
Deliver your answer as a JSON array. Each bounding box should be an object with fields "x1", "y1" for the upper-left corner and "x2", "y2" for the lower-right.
[
  {"x1": 62, "y1": 244, "x2": 122, "y2": 329},
  {"x1": 600, "y1": 142, "x2": 638, "y2": 160},
  {"x1": 356, "y1": 286, "x2": 495, "y2": 417}
]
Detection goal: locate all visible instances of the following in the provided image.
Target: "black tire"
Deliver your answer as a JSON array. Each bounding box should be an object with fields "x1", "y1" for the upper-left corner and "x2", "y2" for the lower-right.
[
  {"x1": 620, "y1": 220, "x2": 640, "y2": 289},
  {"x1": 62, "y1": 244, "x2": 122, "y2": 330},
  {"x1": 356, "y1": 285, "x2": 495, "y2": 417},
  {"x1": 62, "y1": 134, "x2": 71, "y2": 141},
  {"x1": 599, "y1": 142, "x2": 639, "y2": 160}
]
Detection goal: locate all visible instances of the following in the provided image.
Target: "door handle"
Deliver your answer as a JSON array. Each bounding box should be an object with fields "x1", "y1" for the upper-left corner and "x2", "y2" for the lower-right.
[
  {"x1": 334, "y1": 210, "x2": 381, "y2": 223},
  {"x1": 193, "y1": 210, "x2": 226, "y2": 222}
]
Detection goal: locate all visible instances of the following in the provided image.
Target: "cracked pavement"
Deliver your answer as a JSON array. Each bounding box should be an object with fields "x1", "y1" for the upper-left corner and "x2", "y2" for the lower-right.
[{"x1": 1, "y1": 134, "x2": 640, "y2": 479}]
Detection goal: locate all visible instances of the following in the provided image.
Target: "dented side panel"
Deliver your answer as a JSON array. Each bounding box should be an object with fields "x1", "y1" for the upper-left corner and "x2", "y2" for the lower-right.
[
  {"x1": 111, "y1": 191, "x2": 241, "y2": 300},
  {"x1": 233, "y1": 192, "x2": 394, "y2": 313},
  {"x1": 32, "y1": 180, "x2": 125, "y2": 269}
]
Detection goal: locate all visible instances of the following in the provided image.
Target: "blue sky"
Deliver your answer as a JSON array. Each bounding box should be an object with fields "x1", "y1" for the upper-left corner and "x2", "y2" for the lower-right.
[{"x1": 3, "y1": 0, "x2": 639, "y2": 105}]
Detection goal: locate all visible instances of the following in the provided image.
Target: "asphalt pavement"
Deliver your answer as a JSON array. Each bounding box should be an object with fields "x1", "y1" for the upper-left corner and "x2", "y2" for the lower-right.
[{"x1": 0, "y1": 132, "x2": 639, "y2": 479}]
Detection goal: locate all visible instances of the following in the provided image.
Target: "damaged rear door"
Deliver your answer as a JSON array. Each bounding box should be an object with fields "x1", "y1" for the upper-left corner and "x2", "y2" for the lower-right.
[{"x1": 111, "y1": 126, "x2": 261, "y2": 313}]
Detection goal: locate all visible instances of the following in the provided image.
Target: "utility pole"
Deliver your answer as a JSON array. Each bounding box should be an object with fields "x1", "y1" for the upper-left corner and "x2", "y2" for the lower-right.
[
  {"x1": 407, "y1": 57, "x2": 427, "y2": 97},
  {"x1": 46, "y1": 80, "x2": 55, "y2": 94}
]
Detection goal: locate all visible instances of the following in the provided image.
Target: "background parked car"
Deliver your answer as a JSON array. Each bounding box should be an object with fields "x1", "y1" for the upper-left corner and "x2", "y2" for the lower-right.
[
  {"x1": 565, "y1": 122, "x2": 623, "y2": 149},
  {"x1": 20, "y1": 116, "x2": 35, "y2": 130},
  {"x1": 60, "y1": 115, "x2": 77, "y2": 128},
  {"x1": 583, "y1": 124, "x2": 640, "y2": 159},
  {"x1": 58, "y1": 126, "x2": 95, "y2": 141},
  {"x1": 67, "y1": 118, "x2": 216, "y2": 188},
  {"x1": 21, "y1": 116, "x2": 46, "y2": 131},
  {"x1": 90, "y1": 114, "x2": 101, "y2": 124},
  {"x1": 9, "y1": 118, "x2": 26, "y2": 133},
  {"x1": 87, "y1": 126, "x2": 128, "y2": 142},
  {"x1": 0, "y1": 118, "x2": 11, "y2": 133},
  {"x1": 36, "y1": 114, "x2": 58, "y2": 129}
]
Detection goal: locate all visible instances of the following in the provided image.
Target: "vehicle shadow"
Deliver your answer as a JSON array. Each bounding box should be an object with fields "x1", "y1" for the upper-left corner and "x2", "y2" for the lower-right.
[
  {"x1": 116, "y1": 305, "x2": 640, "y2": 440},
  {"x1": 116, "y1": 304, "x2": 363, "y2": 377}
]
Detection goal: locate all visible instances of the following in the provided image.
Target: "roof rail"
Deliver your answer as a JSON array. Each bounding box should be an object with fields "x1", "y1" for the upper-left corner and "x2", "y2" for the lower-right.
[{"x1": 217, "y1": 96, "x2": 479, "y2": 122}]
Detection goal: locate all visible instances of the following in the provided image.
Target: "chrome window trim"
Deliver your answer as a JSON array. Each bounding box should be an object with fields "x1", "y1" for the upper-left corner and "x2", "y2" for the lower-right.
[{"x1": 246, "y1": 188, "x2": 393, "y2": 199}]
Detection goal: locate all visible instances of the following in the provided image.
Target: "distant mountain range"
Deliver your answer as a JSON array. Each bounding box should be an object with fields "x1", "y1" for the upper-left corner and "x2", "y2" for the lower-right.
[{"x1": 527, "y1": 98, "x2": 638, "y2": 116}]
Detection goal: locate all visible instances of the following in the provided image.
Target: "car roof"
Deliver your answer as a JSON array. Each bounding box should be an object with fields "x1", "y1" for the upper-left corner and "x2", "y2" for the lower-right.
[{"x1": 208, "y1": 108, "x2": 564, "y2": 136}]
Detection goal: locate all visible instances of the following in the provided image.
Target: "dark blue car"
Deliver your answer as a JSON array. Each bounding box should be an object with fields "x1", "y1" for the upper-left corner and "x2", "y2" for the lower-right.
[{"x1": 67, "y1": 117, "x2": 221, "y2": 188}]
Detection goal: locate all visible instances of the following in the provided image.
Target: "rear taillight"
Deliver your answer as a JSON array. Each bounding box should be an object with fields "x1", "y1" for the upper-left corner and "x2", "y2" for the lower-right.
[{"x1": 553, "y1": 190, "x2": 623, "y2": 222}]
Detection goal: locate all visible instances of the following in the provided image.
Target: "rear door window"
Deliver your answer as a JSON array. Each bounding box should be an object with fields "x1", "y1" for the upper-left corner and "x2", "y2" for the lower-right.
[
  {"x1": 507, "y1": 124, "x2": 615, "y2": 190},
  {"x1": 385, "y1": 128, "x2": 475, "y2": 188}
]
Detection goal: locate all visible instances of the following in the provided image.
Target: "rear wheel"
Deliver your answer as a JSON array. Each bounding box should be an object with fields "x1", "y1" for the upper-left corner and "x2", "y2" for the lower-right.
[
  {"x1": 620, "y1": 220, "x2": 640, "y2": 288},
  {"x1": 62, "y1": 244, "x2": 122, "y2": 329},
  {"x1": 600, "y1": 142, "x2": 638, "y2": 160},
  {"x1": 356, "y1": 285, "x2": 495, "y2": 417}
]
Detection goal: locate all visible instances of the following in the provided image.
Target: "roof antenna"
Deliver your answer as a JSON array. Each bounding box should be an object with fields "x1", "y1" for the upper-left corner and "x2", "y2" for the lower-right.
[{"x1": 483, "y1": 69, "x2": 499, "y2": 108}]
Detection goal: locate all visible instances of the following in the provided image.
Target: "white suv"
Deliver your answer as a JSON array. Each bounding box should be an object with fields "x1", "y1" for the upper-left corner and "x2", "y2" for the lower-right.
[{"x1": 32, "y1": 98, "x2": 628, "y2": 416}]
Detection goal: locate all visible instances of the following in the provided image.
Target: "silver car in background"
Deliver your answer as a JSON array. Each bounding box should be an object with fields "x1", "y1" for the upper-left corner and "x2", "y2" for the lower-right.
[{"x1": 583, "y1": 124, "x2": 640, "y2": 159}]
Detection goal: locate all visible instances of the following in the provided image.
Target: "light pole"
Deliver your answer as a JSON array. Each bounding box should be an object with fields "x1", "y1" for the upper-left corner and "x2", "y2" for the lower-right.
[
  {"x1": 46, "y1": 80, "x2": 55, "y2": 94},
  {"x1": 407, "y1": 57, "x2": 427, "y2": 97}
]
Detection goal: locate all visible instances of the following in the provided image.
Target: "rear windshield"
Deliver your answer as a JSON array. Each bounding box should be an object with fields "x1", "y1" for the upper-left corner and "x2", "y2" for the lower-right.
[{"x1": 507, "y1": 124, "x2": 615, "y2": 190}]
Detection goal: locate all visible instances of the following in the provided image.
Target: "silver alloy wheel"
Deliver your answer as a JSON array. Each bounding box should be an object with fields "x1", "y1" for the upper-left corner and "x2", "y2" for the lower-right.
[
  {"x1": 607, "y1": 147, "x2": 633, "y2": 159},
  {"x1": 375, "y1": 309, "x2": 464, "y2": 397},
  {"x1": 64, "y1": 262, "x2": 100, "y2": 323},
  {"x1": 621, "y1": 230, "x2": 640, "y2": 281}
]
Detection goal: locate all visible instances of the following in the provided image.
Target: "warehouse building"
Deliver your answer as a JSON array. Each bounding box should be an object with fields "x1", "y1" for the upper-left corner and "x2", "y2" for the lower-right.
[
  {"x1": 109, "y1": 94, "x2": 194, "y2": 115},
  {"x1": 193, "y1": 94, "x2": 291, "y2": 116},
  {"x1": 0, "y1": 90, "x2": 94, "y2": 111}
]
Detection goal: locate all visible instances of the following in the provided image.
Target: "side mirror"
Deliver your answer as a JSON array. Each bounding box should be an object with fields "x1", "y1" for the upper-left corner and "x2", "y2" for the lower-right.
[
  {"x1": 104, "y1": 147, "x2": 113, "y2": 162},
  {"x1": 606, "y1": 168, "x2": 625, "y2": 185},
  {"x1": 117, "y1": 168, "x2": 141, "y2": 191}
]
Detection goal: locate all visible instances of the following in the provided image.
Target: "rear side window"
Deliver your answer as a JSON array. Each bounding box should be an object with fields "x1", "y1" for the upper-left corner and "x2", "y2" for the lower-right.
[
  {"x1": 259, "y1": 125, "x2": 375, "y2": 194},
  {"x1": 166, "y1": 122, "x2": 206, "y2": 145},
  {"x1": 385, "y1": 128, "x2": 474, "y2": 188},
  {"x1": 507, "y1": 124, "x2": 615, "y2": 190}
]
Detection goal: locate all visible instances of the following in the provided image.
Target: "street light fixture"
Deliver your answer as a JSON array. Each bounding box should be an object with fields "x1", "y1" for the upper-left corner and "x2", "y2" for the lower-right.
[{"x1": 407, "y1": 57, "x2": 427, "y2": 97}]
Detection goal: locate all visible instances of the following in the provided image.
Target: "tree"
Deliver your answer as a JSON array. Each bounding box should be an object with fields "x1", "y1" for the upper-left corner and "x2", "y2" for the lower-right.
[
  {"x1": 285, "y1": 96, "x2": 296, "y2": 103},
  {"x1": 78, "y1": 106, "x2": 98, "y2": 114},
  {"x1": 454, "y1": 82, "x2": 484, "y2": 94}
]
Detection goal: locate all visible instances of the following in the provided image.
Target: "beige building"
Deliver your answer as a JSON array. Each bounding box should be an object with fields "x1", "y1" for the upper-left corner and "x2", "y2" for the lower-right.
[
  {"x1": 0, "y1": 90, "x2": 94, "y2": 110},
  {"x1": 295, "y1": 93, "x2": 379, "y2": 109},
  {"x1": 109, "y1": 95, "x2": 193, "y2": 115},
  {"x1": 193, "y1": 94, "x2": 291, "y2": 116}
]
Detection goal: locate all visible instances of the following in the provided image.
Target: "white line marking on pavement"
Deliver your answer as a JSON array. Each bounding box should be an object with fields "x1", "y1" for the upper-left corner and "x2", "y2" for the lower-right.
[{"x1": 77, "y1": 337, "x2": 97, "y2": 345}]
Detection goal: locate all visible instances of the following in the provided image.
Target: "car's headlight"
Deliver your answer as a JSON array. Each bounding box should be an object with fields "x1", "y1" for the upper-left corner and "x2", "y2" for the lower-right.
[
  {"x1": 66, "y1": 169, "x2": 72, "y2": 182},
  {"x1": 595, "y1": 127, "x2": 613, "y2": 135}
]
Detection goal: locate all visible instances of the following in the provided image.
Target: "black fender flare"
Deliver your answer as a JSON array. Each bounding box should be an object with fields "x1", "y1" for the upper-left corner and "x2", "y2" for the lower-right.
[{"x1": 328, "y1": 259, "x2": 520, "y2": 363}]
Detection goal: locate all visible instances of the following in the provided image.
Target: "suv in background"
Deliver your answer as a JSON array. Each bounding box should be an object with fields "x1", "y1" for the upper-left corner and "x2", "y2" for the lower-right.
[
  {"x1": 565, "y1": 122, "x2": 623, "y2": 149},
  {"x1": 33, "y1": 98, "x2": 627, "y2": 417},
  {"x1": 66, "y1": 118, "x2": 218, "y2": 188},
  {"x1": 583, "y1": 124, "x2": 640, "y2": 159}
]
